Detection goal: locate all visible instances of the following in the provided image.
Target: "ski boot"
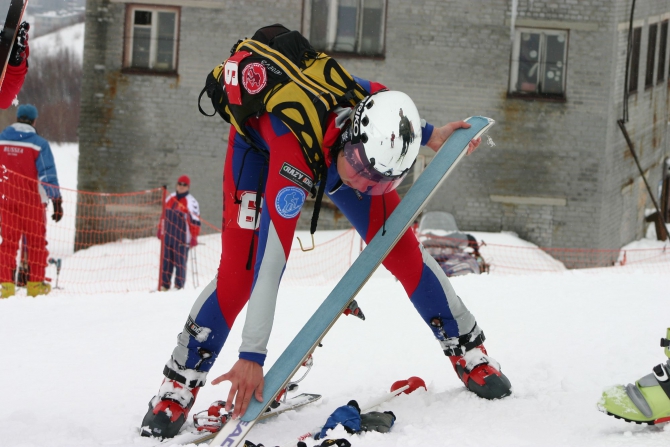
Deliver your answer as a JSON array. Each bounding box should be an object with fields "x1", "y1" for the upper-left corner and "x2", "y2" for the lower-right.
[
  {"x1": 1, "y1": 282, "x2": 15, "y2": 298},
  {"x1": 598, "y1": 328, "x2": 670, "y2": 425},
  {"x1": 141, "y1": 378, "x2": 200, "y2": 438},
  {"x1": 433, "y1": 320, "x2": 512, "y2": 399},
  {"x1": 449, "y1": 345, "x2": 512, "y2": 399},
  {"x1": 26, "y1": 281, "x2": 51, "y2": 297}
]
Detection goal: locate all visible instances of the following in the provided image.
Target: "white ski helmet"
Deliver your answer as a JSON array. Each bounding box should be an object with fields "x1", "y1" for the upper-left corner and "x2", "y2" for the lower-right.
[{"x1": 341, "y1": 90, "x2": 421, "y2": 195}]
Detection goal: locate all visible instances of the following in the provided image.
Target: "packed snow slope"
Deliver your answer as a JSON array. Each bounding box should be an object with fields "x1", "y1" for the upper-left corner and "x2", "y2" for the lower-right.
[{"x1": 1, "y1": 263, "x2": 670, "y2": 447}]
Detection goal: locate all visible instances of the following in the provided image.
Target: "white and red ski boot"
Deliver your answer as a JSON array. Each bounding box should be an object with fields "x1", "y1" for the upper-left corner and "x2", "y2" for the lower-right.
[
  {"x1": 140, "y1": 378, "x2": 200, "y2": 438},
  {"x1": 449, "y1": 345, "x2": 512, "y2": 400},
  {"x1": 432, "y1": 319, "x2": 511, "y2": 400}
]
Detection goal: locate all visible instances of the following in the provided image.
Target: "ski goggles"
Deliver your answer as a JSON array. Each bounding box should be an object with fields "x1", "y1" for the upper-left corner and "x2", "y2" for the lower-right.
[{"x1": 340, "y1": 141, "x2": 408, "y2": 196}]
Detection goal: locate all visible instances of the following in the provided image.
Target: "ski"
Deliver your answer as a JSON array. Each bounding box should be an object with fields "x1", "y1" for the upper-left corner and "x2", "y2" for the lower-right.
[
  {"x1": 209, "y1": 116, "x2": 495, "y2": 447},
  {"x1": 0, "y1": 0, "x2": 27, "y2": 88},
  {"x1": 151, "y1": 393, "x2": 322, "y2": 446}
]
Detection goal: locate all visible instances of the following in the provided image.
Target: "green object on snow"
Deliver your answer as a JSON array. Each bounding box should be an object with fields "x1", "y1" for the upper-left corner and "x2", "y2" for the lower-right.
[{"x1": 598, "y1": 328, "x2": 670, "y2": 425}]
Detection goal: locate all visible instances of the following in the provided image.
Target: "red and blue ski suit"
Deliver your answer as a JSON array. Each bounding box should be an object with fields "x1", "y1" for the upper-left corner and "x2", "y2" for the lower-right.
[
  {"x1": 162, "y1": 78, "x2": 480, "y2": 387},
  {"x1": 159, "y1": 192, "x2": 201, "y2": 289},
  {"x1": 0, "y1": 122, "x2": 59, "y2": 283}
]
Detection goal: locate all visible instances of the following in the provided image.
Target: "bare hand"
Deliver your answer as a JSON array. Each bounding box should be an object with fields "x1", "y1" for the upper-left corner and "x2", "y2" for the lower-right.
[
  {"x1": 426, "y1": 120, "x2": 481, "y2": 155},
  {"x1": 211, "y1": 359, "x2": 264, "y2": 419}
]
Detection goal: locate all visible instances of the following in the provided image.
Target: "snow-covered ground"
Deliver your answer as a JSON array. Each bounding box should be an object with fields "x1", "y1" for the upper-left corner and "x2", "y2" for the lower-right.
[
  {"x1": 3, "y1": 138, "x2": 670, "y2": 446},
  {"x1": 3, "y1": 21, "x2": 670, "y2": 447},
  {"x1": 1, "y1": 248, "x2": 670, "y2": 447}
]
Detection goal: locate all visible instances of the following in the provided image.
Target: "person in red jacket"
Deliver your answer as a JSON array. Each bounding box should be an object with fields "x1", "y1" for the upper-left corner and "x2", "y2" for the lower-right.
[
  {"x1": 158, "y1": 175, "x2": 201, "y2": 291},
  {"x1": 0, "y1": 104, "x2": 62, "y2": 298},
  {"x1": 0, "y1": 21, "x2": 30, "y2": 109}
]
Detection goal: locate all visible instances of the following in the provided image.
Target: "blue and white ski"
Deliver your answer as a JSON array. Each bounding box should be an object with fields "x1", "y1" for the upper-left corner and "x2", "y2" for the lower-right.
[{"x1": 209, "y1": 116, "x2": 495, "y2": 447}]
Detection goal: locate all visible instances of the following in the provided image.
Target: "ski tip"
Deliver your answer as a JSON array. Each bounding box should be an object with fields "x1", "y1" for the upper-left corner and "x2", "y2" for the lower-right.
[{"x1": 465, "y1": 116, "x2": 495, "y2": 126}]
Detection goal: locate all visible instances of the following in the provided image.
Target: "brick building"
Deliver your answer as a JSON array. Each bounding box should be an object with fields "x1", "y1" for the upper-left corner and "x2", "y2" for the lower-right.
[{"x1": 78, "y1": 0, "x2": 670, "y2": 265}]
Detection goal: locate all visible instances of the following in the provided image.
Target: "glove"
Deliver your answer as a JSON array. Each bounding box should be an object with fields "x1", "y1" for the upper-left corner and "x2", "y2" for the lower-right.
[
  {"x1": 51, "y1": 197, "x2": 63, "y2": 222},
  {"x1": 317, "y1": 400, "x2": 361, "y2": 439},
  {"x1": 360, "y1": 410, "x2": 396, "y2": 433},
  {"x1": 189, "y1": 235, "x2": 198, "y2": 247},
  {"x1": 8, "y1": 22, "x2": 29, "y2": 67},
  {"x1": 306, "y1": 440, "x2": 352, "y2": 447}
]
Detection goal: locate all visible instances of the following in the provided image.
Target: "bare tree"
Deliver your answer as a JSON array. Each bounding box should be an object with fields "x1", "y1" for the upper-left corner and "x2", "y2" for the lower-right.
[{"x1": 0, "y1": 47, "x2": 82, "y2": 142}]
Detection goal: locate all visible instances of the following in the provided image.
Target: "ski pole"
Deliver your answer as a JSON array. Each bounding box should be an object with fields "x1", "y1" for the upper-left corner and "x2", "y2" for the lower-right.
[
  {"x1": 191, "y1": 246, "x2": 199, "y2": 288},
  {"x1": 48, "y1": 258, "x2": 62, "y2": 289},
  {"x1": 281, "y1": 384, "x2": 411, "y2": 447}
]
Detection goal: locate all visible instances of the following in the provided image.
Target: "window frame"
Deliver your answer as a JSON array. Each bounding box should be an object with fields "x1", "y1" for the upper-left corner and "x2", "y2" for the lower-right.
[
  {"x1": 122, "y1": 4, "x2": 181, "y2": 75},
  {"x1": 508, "y1": 27, "x2": 569, "y2": 101},
  {"x1": 658, "y1": 20, "x2": 668, "y2": 85},
  {"x1": 302, "y1": 0, "x2": 387, "y2": 58},
  {"x1": 628, "y1": 26, "x2": 642, "y2": 93},
  {"x1": 645, "y1": 22, "x2": 658, "y2": 89}
]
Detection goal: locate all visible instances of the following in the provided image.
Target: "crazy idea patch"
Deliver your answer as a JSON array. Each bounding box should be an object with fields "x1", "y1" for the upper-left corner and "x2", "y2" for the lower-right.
[
  {"x1": 280, "y1": 162, "x2": 314, "y2": 193},
  {"x1": 242, "y1": 62, "x2": 267, "y2": 94},
  {"x1": 275, "y1": 186, "x2": 305, "y2": 219}
]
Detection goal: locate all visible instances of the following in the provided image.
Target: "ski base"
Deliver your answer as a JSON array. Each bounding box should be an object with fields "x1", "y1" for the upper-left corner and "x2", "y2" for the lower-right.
[{"x1": 0, "y1": 0, "x2": 27, "y2": 87}]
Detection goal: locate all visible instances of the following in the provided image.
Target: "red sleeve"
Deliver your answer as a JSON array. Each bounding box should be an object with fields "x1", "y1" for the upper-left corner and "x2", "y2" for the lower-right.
[
  {"x1": 0, "y1": 62, "x2": 27, "y2": 109},
  {"x1": 190, "y1": 224, "x2": 200, "y2": 239}
]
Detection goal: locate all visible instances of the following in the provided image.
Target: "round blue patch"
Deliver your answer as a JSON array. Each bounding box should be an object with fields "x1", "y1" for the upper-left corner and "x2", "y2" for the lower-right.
[{"x1": 275, "y1": 186, "x2": 305, "y2": 219}]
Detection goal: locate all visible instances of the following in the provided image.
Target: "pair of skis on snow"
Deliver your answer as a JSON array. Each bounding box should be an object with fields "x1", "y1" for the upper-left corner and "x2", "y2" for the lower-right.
[{"x1": 155, "y1": 117, "x2": 495, "y2": 447}]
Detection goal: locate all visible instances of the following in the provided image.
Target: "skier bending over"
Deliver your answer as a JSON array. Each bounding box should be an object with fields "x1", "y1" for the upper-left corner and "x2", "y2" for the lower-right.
[{"x1": 141, "y1": 24, "x2": 512, "y2": 438}]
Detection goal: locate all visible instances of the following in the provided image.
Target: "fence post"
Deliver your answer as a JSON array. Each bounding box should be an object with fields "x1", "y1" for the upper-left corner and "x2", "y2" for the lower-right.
[{"x1": 157, "y1": 185, "x2": 168, "y2": 291}]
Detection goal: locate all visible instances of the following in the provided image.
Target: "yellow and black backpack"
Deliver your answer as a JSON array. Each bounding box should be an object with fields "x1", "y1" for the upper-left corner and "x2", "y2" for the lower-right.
[{"x1": 199, "y1": 24, "x2": 369, "y2": 185}]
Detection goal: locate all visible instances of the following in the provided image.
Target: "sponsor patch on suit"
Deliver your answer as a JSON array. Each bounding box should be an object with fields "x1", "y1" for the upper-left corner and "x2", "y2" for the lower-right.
[
  {"x1": 275, "y1": 186, "x2": 305, "y2": 219},
  {"x1": 279, "y1": 162, "x2": 314, "y2": 193}
]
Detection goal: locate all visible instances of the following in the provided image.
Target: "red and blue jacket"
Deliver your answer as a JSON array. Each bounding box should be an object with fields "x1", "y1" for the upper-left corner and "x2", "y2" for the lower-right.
[
  {"x1": 159, "y1": 192, "x2": 201, "y2": 246},
  {"x1": 0, "y1": 122, "x2": 60, "y2": 202}
]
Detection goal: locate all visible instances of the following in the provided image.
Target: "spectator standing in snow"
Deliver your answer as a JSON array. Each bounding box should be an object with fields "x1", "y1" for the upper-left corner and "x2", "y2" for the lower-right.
[
  {"x1": 158, "y1": 175, "x2": 201, "y2": 291},
  {"x1": 0, "y1": 104, "x2": 62, "y2": 298}
]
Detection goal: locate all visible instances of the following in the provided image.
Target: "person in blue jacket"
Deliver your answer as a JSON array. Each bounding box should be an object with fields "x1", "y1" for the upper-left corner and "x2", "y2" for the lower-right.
[{"x1": 0, "y1": 104, "x2": 61, "y2": 298}]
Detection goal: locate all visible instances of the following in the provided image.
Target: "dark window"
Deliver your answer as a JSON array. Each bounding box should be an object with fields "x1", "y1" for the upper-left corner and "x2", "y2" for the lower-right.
[
  {"x1": 629, "y1": 27, "x2": 642, "y2": 93},
  {"x1": 125, "y1": 6, "x2": 179, "y2": 73},
  {"x1": 306, "y1": 0, "x2": 386, "y2": 56},
  {"x1": 509, "y1": 28, "x2": 568, "y2": 98},
  {"x1": 646, "y1": 23, "x2": 658, "y2": 88},
  {"x1": 658, "y1": 21, "x2": 668, "y2": 84}
]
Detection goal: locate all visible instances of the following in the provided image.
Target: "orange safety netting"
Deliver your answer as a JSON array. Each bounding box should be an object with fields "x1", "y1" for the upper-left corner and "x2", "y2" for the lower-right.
[
  {"x1": 0, "y1": 167, "x2": 360, "y2": 295},
  {"x1": 2, "y1": 166, "x2": 668, "y2": 297},
  {"x1": 416, "y1": 233, "x2": 670, "y2": 275}
]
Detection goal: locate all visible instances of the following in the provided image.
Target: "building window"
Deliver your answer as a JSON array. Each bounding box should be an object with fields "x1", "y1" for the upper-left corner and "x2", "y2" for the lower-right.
[
  {"x1": 509, "y1": 28, "x2": 568, "y2": 98},
  {"x1": 304, "y1": 0, "x2": 386, "y2": 56},
  {"x1": 629, "y1": 27, "x2": 642, "y2": 93},
  {"x1": 658, "y1": 21, "x2": 668, "y2": 84},
  {"x1": 645, "y1": 23, "x2": 658, "y2": 89},
  {"x1": 124, "y1": 6, "x2": 179, "y2": 73}
]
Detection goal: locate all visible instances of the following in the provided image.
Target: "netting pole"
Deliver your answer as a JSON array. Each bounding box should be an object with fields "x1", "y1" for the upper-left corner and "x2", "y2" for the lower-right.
[{"x1": 157, "y1": 185, "x2": 168, "y2": 291}]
